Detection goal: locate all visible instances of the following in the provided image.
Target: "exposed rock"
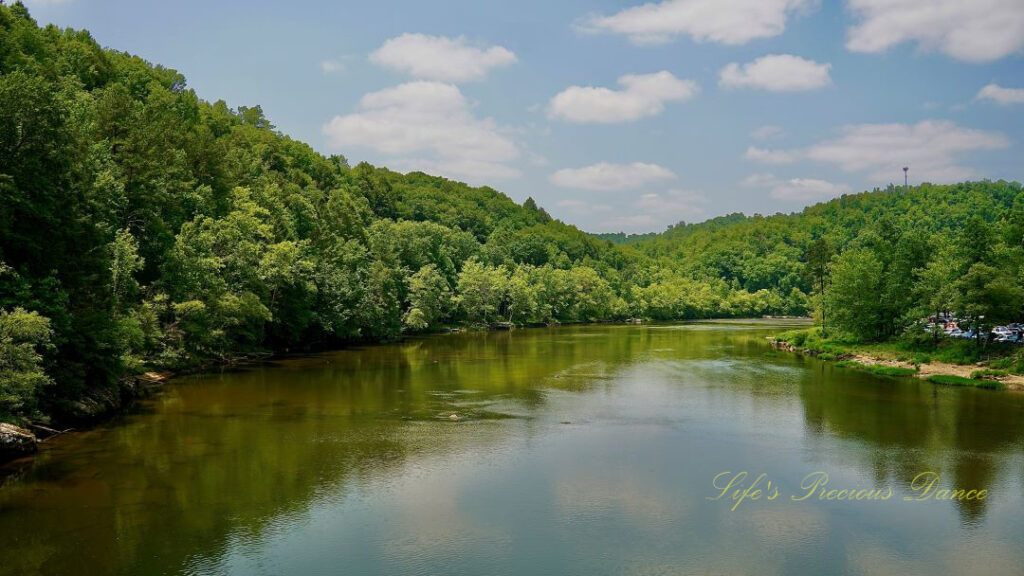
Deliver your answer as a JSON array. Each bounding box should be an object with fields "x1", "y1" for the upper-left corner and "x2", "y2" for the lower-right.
[{"x1": 0, "y1": 423, "x2": 37, "y2": 460}]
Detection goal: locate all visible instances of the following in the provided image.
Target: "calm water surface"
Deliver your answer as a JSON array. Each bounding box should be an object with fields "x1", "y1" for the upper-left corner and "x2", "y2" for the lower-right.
[{"x1": 2, "y1": 321, "x2": 1023, "y2": 576}]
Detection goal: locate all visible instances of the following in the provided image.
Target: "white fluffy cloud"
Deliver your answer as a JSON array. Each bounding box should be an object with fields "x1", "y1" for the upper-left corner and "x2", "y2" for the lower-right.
[
  {"x1": 769, "y1": 178, "x2": 851, "y2": 201},
  {"x1": 548, "y1": 71, "x2": 698, "y2": 123},
  {"x1": 745, "y1": 146, "x2": 799, "y2": 164},
  {"x1": 749, "y1": 120, "x2": 1010, "y2": 182},
  {"x1": 742, "y1": 173, "x2": 851, "y2": 202},
  {"x1": 322, "y1": 81, "x2": 520, "y2": 182},
  {"x1": 845, "y1": 0, "x2": 1024, "y2": 62},
  {"x1": 976, "y1": 84, "x2": 1024, "y2": 105},
  {"x1": 719, "y1": 54, "x2": 831, "y2": 91},
  {"x1": 598, "y1": 190, "x2": 707, "y2": 232},
  {"x1": 635, "y1": 189, "x2": 707, "y2": 214},
  {"x1": 369, "y1": 34, "x2": 517, "y2": 82},
  {"x1": 550, "y1": 162, "x2": 677, "y2": 191},
  {"x1": 577, "y1": 0, "x2": 814, "y2": 46},
  {"x1": 806, "y1": 121, "x2": 1010, "y2": 181}
]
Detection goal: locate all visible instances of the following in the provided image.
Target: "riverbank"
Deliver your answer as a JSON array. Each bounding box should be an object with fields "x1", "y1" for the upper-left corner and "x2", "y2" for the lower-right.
[
  {"x1": 0, "y1": 371, "x2": 176, "y2": 464},
  {"x1": 2, "y1": 317, "x2": 806, "y2": 466},
  {"x1": 772, "y1": 328, "x2": 1024, "y2": 391}
]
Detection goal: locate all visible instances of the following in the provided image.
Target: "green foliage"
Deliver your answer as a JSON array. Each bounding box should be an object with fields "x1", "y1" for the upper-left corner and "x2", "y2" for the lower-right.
[
  {"x1": 404, "y1": 264, "x2": 453, "y2": 331},
  {"x1": 956, "y1": 262, "x2": 1024, "y2": 339},
  {"x1": 970, "y1": 369, "x2": 1008, "y2": 380},
  {"x1": 826, "y1": 248, "x2": 886, "y2": 340},
  {"x1": 988, "y1": 353, "x2": 1024, "y2": 375},
  {"x1": 0, "y1": 308, "x2": 53, "y2": 418},
  {"x1": 777, "y1": 329, "x2": 808, "y2": 347},
  {"x1": 456, "y1": 260, "x2": 506, "y2": 325},
  {"x1": 834, "y1": 361, "x2": 918, "y2": 377}
]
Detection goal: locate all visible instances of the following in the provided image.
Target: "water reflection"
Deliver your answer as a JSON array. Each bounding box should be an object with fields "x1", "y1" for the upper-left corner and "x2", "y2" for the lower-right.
[{"x1": 1, "y1": 321, "x2": 1022, "y2": 576}]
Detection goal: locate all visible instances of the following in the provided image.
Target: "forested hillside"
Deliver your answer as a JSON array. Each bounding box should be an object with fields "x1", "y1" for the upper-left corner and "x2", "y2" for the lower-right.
[
  {"x1": 632, "y1": 181, "x2": 1024, "y2": 342},
  {"x1": 0, "y1": 4, "x2": 786, "y2": 424},
  {"x1": 632, "y1": 182, "x2": 1024, "y2": 318},
  {"x1": 1, "y1": 2, "x2": 1022, "y2": 425}
]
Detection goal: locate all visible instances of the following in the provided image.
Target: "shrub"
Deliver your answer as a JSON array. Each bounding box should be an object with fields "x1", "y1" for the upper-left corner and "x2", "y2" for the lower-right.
[
  {"x1": 970, "y1": 368, "x2": 1008, "y2": 380},
  {"x1": 0, "y1": 308, "x2": 55, "y2": 420},
  {"x1": 777, "y1": 329, "x2": 808, "y2": 347},
  {"x1": 988, "y1": 354, "x2": 1024, "y2": 375}
]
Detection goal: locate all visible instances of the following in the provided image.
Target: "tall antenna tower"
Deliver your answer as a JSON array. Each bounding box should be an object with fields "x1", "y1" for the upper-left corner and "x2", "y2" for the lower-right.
[{"x1": 903, "y1": 166, "x2": 909, "y2": 191}]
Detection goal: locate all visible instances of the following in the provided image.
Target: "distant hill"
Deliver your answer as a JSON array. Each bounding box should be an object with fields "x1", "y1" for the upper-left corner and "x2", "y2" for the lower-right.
[{"x1": 630, "y1": 181, "x2": 1023, "y2": 294}]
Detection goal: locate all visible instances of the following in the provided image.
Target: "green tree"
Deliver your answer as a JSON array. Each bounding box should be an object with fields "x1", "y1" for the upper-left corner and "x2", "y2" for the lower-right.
[
  {"x1": 405, "y1": 264, "x2": 453, "y2": 330},
  {"x1": 109, "y1": 228, "x2": 145, "y2": 316},
  {"x1": 804, "y1": 238, "x2": 833, "y2": 334},
  {"x1": 0, "y1": 308, "x2": 53, "y2": 418},
  {"x1": 456, "y1": 260, "x2": 506, "y2": 324},
  {"x1": 914, "y1": 239, "x2": 962, "y2": 342},
  {"x1": 503, "y1": 265, "x2": 538, "y2": 323},
  {"x1": 956, "y1": 263, "x2": 1024, "y2": 346},
  {"x1": 825, "y1": 248, "x2": 885, "y2": 340}
]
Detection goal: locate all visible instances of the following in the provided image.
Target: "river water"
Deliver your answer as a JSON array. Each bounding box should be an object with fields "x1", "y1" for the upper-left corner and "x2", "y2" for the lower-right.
[{"x1": 1, "y1": 321, "x2": 1022, "y2": 575}]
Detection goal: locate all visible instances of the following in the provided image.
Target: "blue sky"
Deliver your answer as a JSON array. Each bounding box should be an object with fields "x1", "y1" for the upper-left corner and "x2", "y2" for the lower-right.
[{"x1": 23, "y1": 0, "x2": 1024, "y2": 233}]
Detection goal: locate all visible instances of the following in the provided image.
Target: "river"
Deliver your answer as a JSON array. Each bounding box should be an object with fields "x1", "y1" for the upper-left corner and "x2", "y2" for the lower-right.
[{"x1": 1, "y1": 321, "x2": 1022, "y2": 575}]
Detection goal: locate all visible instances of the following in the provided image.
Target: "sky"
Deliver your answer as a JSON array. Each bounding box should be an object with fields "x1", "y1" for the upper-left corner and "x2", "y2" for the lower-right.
[{"x1": 21, "y1": 0, "x2": 1024, "y2": 233}]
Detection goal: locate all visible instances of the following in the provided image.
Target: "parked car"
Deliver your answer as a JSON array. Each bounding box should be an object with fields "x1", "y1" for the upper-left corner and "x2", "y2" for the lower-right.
[{"x1": 991, "y1": 326, "x2": 1024, "y2": 344}]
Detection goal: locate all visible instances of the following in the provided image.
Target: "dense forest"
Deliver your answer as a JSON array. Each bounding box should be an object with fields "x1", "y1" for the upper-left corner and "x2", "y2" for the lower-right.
[
  {"x1": 1, "y1": 3, "x2": 1022, "y2": 425},
  {"x1": 630, "y1": 182, "x2": 1024, "y2": 343}
]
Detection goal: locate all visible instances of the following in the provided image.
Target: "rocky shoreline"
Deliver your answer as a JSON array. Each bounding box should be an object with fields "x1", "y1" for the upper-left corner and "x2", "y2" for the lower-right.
[
  {"x1": 0, "y1": 423, "x2": 37, "y2": 461},
  {"x1": 0, "y1": 371, "x2": 171, "y2": 466}
]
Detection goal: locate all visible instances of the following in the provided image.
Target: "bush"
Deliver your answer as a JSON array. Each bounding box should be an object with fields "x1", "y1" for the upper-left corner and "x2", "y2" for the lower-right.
[
  {"x1": 0, "y1": 308, "x2": 55, "y2": 420},
  {"x1": 777, "y1": 329, "x2": 808, "y2": 347},
  {"x1": 970, "y1": 368, "x2": 1008, "y2": 380},
  {"x1": 988, "y1": 353, "x2": 1024, "y2": 375}
]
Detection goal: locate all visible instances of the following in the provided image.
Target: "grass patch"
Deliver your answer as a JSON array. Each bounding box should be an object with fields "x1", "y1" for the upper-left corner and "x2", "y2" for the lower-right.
[
  {"x1": 970, "y1": 368, "x2": 1008, "y2": 380},
  {"x1": 927, "y1": 374, "x2": 1005, "y2": 390},
  {"x1": 988, "y1": 353, "x2": 1024, "y2": 375},
  {"x1": 834, "y1": 360, "x2": 917, "y2": 377}
]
